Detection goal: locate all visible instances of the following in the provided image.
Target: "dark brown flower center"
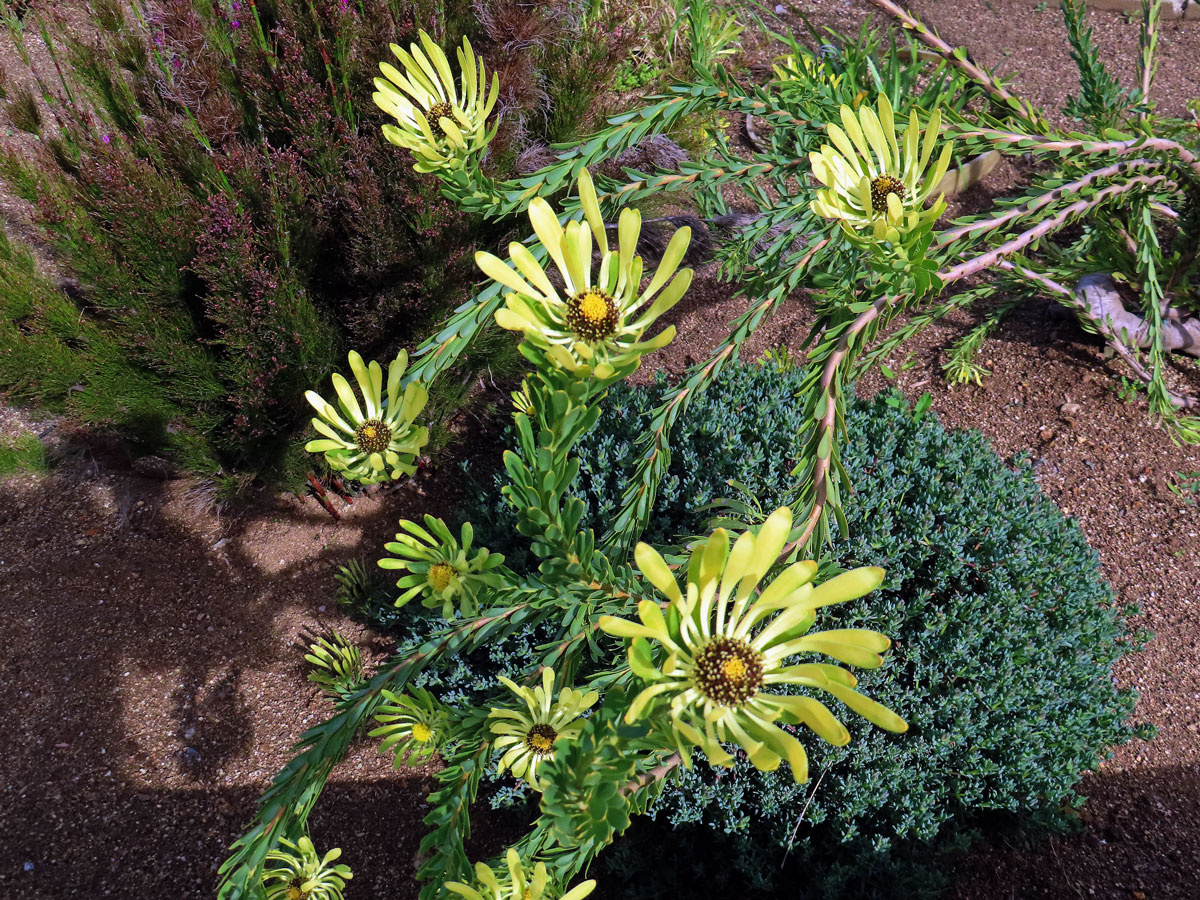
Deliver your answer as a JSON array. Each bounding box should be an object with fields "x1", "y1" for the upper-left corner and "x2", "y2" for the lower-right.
[
  {"x1": 692, "y1": 636, "x2": 764, "y2": 707},
  {"x1": 426, "y1": 101, "x2": 455, "y2": 139},
  {"x1": 354, "y1": 418, "x2": 392, "y2": 454},
  {"x1": 565, "y1": 288, "x2": 620, "y2": 341},
  {"x1": 869, "y1": 174, "x2": 906, "y2": 213},
  {"x1": 524, "y1": 723, "x2": 558, "y2": 756}
]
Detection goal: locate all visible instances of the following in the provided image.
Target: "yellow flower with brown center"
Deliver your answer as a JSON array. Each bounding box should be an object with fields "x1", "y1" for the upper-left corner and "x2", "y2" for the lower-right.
[
  {"x1": 369, "y1": 687, "x2": 445, "y2": 768},
  {"x1": 809, "y1": 93, "x2": 953, "y2": 244},
  {"x1": 869, "y1": 174, "x2": 905, "y2": 212},
  {"x1": 373, "y1": 30, "x2": 499, "y2": 173},
  {"x1": 525, "y1": 723, "x2": 556, "y2": 754},
  {"x1": 566, "y1": 288, "x2": 620, "y2": 341},
  {"x1": 261, "y1": 836, "x2": 351, "y2": 900},
  {"x1": 305, "y1": 350, "x2": 428, "y2": 485},
  {"x1": 379, "y1": 514, "x2": 505, "y2": 618},
  {"x1": 444, "y1": 849, "x2": 596, "y2": 900},
  {"x1": 476, "y1": 168, "x2": 693, "y2": 378},
  {"x1": 488, "y1": 668, "x2": 598, "y2": 789},
  {"x1": 599, "y1": 507, "x2": 907, "y2": 783}
]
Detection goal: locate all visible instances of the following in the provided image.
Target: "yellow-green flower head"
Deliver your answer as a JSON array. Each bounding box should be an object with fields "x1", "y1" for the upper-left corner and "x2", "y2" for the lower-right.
[
  {"x1": 598, "y1": 507, "x2": 907, "y2": 783},
  {"x1": 773, "y1": 50, "x2": 842, "y2": 88},
  {"x1": 488, "y1": 668, "x2": 599, "y2": 789},
  {"x1": 369, "y1": 687, "x2": 445, "y2": 768},
  {"x1": 511, "y1": 379, "x2": 534, "y2": 416},
  {"x1": 262, "y1": 836, "x2": 352, "y2": 900},
  {"x1": 378, "y1": 514, "x2": 505, "y2": 618},
  {"x1": 304, "y1": 630, "x2": 364, "y2": 699},
  {"x1": 476, "y1": 168, "x2": 693, "y2": 379},
  {"x1": 445, "y1": 849, "x2": 597, "y2": 900},
  {"x1": 304, "y1": 349, "x2": 429, "y2": 485},
  {"x1": 373, "y1": 30, "x2": 500, "y2": 173},
  {"x1": 809, "y1": 94, "x2": 953, "y2": 244}
]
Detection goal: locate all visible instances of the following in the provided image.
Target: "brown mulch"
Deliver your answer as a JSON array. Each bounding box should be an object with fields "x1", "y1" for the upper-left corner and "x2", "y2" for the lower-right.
[{"x1": 1, "y1": 1, "x2": 1199, "y2": 898}]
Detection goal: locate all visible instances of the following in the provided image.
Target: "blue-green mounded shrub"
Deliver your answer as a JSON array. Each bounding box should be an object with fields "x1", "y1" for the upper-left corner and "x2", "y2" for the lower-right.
[{"x1": 363, "y1": 360, "x2": 1142, "y2": 896}]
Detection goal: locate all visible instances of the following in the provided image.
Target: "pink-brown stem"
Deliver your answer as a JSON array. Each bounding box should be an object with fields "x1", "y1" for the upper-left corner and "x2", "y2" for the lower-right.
[
  {"x1": 621, "y1": 752, "x2": 682, "y2": 796},
  {"x1": 785, "y1": 295, "x2": 892, "y2": 555},
  {"x1": 950, "y1": 128, "x2": 1200, "y2": 179},
  {"x1": 940, "y1": 175, "x2": 1171, "y2": 284},
  {"x1": 623, "y1": 238, "x2": 831, "y2": 544},
  {"x1": 789, "y1": 177, "x2": 1170, "y2": 554},
  {"x1": 936, "y1": 159, "x2": 1160, "y2": 248},
  {"x1": 1140, "y1": 4, "x2": 1157, "y2": 120},
  {"x1": 867, "y1": 0, "x2": 1028, "y2": 115}
]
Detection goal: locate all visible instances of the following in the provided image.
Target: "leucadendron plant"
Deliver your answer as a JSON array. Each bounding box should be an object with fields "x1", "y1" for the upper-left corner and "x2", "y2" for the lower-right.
[{"x1": 224, "y1": 1, "x2": 1190, "y2": 895}]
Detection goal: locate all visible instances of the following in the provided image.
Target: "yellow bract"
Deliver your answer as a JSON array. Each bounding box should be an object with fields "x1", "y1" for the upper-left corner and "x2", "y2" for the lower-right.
[
  {"x1": 476, "y1": 168, "x2": 692, "y2": 378},
  {"x1": 378, "y1": 515, "x2": 505, "y2": 618},
  {"x1": 773, "y1": 50, "x2": 842, "y2": 88},
  {"x1": 599, "y1": 507, "x2": 906, "y2": 783},
  {"x1": 488, "y1": 668, "x2": 599, "y2": 789},
  {"x1": 373, "y1": 30, "x2": 499, "y2": 173},
  {"x1": 369, "y1": 687, "x2": 444, "y2": 768},
  {"x1": 445, "y1": 849, "x2": 597, "y2": 900},
  {"x1": 261, "y1": 837, "x2": 351, "y2": 900},
  {"x1": 304, "y1": 350, "x2": 428, "y2": 485},
  {"x1": 809, "y1": 93, "x2": 953, "y2": 243}
]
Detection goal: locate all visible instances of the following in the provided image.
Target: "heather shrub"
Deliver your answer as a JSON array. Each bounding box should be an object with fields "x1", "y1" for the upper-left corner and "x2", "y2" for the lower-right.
[
  {"x1": 417, "y1": 359, "x2": 1142, "y2": 896},
  {"x1": 0, "y1": 225, "x2": 215, "y2": 465},
  {"x1": 0, "y1": 0, "x2": 629, "y2": 485},
  {"x1": 0, "y1": 431, "x2": 48, "y2": 477}
]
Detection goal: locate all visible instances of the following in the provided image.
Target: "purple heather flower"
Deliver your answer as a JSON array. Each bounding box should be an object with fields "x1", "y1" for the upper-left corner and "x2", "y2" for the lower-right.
[{"x1": 102, "y1": 134, "x2": 111, "y2": 144}]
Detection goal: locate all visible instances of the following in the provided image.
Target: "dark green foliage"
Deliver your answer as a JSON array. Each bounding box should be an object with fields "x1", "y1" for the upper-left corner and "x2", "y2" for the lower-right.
[
  {"x1": 539, "y1": 5, "x2": 634, "y2": 144},
  {"x1": 592, "y1": 816, "x2": 963, "y2": 900},
  {"x1": 0, "y1": 227, "x2": 215, "y2": 467},
  {"x1": 1061, "y1": 0, "x2": 1127, "y2": 127},
  {"x1": 334, "y1": 557, "x2": 394, "y2": 618},
  {"x1": 451, "y1": 0, "x2": 635, "y2": 162},
  {"x1": 539, "y1": 691, "x2": 642, "y2": 855},
  {"x1": 0, "y1": 431, "x2": 48, "y2": 477},
  {"x1": 0, "y1": 0, "x2": 621, "y2": 487},
  {"x1": 452, "y1": 360, "x2": 1141, "y2": 896},
  {"x1": 5, "y1": 83, "x2": 41, "y2": 134}
]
